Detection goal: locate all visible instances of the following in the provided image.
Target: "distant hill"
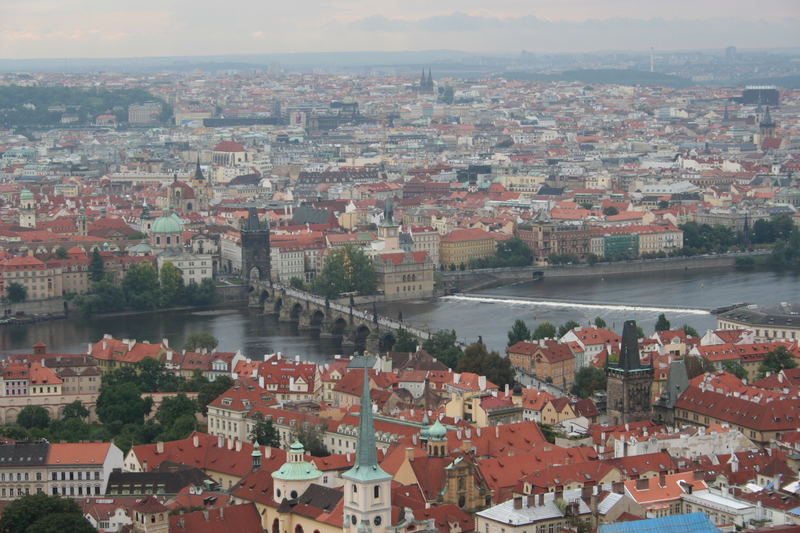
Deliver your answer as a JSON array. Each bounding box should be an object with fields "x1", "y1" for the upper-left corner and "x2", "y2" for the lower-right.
[
  {"x1": 0, "y1": 86, "x2": 168, "y2": 127},
  {"x1": 501, "y1": 69, "x2": 693, "y2": 88}
]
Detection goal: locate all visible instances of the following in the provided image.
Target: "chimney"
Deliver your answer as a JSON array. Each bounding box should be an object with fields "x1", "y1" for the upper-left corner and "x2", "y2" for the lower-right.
[
  {"x1": 612, "y1": 481, "x2": 624, "y2": 494},
  {"x1": 554, "y1": 488, "x2": 563, "y2": 501},
  {"x1": 527, "y1": 494, "x2": 536, "y2": 507},
  {"x1": 513, "y1": 496, "x2": 523, "y2": 510},
  {"x1": 156, "y1": 441, "x2": 164, "y2": 454},
  {"x1": 193, "y1": 435, "x2": 200, "y2": 448},
  {"x1": 462, "y1": 439, "x2": 472, "y2": 452},
  {"x1": 538, "y1": 492, "x2": 545, "y2": 506},
  {"x1": 143, "y1": 460, "x2": 149, "y2": 472},
  {"x1": 236, "y1": 440, "x2": 242, "y2": 452},
  {"x1": 479, "y1": 376, "x2": 487, "y2": 391},
  {"x1": 581, "y1": 485, "x2": 592, "y2": 500},
  {"x1": 162, "y1": 338, "x2": 169, "y2": 347},
  {"x1": 219, "y1": 507, "x2": 224, "y2": 520},
  {"x1": 264, "y1": 446, "x2": 271, "y2": 459},
  {"x1": 405, "y1": 447, "x2": 415, "y2": 461},
  {"x1": 227, "y1": 438, "x2": 234, "y2": 450},
  {"x1": 218, "y1": 435, "x2": 224, "y2": 448},
  {"x1": 636, "y1": 478, "x2": 649, "y2": 491},
  {"x1": 659, "y1": 472, "x2": 666, "y2": 487},
  {"x1": 202, "y1": 510, "x2": 209, "y2": 521}
]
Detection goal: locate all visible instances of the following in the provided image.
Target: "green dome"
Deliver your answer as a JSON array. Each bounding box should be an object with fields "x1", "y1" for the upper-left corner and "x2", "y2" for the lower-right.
[
  {"x1": 151, "y1": 214, "x2": 182, "y2": 234},
  {"x1": 20, "y1": 189, "x2": 33, "y2": 200},
  {"x1": 271, "y1": 442, "x2": 322, "y2": 481},
  {"x1": 428, "y1": 419, "x2": 447, "y2": 441}
]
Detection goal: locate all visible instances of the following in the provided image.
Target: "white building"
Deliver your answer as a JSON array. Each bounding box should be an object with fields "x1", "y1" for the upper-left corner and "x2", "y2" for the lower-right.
[{"x1": 156, "y1": 250, "x2": 213, "y2": 285}]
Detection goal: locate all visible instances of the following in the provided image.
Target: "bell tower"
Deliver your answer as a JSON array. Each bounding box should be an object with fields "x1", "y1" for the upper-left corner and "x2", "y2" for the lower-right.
[
  {"x1": 342, "y1": 370, "x2": 392, "y2": 533},
  {"x1": 19, "y1": 189, "x2": 36, "y2": 228}
]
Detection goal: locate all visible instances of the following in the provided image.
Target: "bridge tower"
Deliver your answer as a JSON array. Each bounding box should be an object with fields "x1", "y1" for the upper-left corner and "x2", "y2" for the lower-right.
[{"x1": 240, "y1": 207, "x2": 271, "y2": 282}]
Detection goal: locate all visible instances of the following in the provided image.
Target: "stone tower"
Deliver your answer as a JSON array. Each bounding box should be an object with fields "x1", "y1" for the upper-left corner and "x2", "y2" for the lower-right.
[
  {"x1": 342, "y1": 370, "x2": 392, "y2": 533},
  {"x1": 760, "y1": 106, "x2": 776, "y2": 138},
  {"x1": 606, "y1": 320, "x2": 653, "y2": 424},
  {"x1": 240, "y1": 207, "x2": 270, "y2": 282}
]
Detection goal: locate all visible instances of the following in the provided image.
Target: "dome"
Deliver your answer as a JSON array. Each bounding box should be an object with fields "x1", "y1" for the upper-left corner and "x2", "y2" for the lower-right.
[
  {"x1": 20, "y1": 189, "x2": 33, "y2": 200},
  {"x1": 151, "y1": 213, "x2": 182, "y2": 234},
  {"x1": 271, "y1": 441, "x2": 323, "y2": 481},
  {"x1": 427, "y1": 419, "x2": 447, "y2": 441}
]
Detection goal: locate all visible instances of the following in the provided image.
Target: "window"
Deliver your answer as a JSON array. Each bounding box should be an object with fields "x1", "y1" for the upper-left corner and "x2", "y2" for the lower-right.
[{"x1": 374, "y1": 485, "x2": 380, "y2": 499}]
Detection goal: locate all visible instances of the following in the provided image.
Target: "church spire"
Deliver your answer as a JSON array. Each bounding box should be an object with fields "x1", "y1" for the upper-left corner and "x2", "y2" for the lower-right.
[
  {"x1": 194, "y1": 155, "x2": 205, "y2": 181},
  {"x1": 355, "y1": 369, "x2": 379, "y2": 469}
]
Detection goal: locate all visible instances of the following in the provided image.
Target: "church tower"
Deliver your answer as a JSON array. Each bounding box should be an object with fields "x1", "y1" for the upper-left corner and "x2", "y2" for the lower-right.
[
  {"x1": 760, "y1": 106, "x2": 776, "y2": 138},
  {"x1": 606, "y1": 320, "x2": 653, "y2": 424},
  {"x1": 377, "y1": 199, "x2": 400, "y2": 251},
  {"x1": 19, "y1": 189, "x2": 36, "y2": 228},
  {"x1": 77, "y1": 206, "x2": 88, "y2": 236},
  {"x1": 342, "y1": 370, "x2": 392, "y2": 533},
  {"x1": 191, "y1": 155, "x2": 212, "y2": 212}
]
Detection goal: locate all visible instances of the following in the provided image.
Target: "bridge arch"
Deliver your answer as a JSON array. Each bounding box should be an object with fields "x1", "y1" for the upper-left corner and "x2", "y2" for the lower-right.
[
  {"x1": 274, "y1": 297, "x2": 283, "y2": 314},
  {"x1": 309, "y1": 310, "x2": 325, "y2": 328},
  {"x1": 379, "y1": 332, "x2": 396, "y2": 352},
  {"x1": 353, "y1": 324, "x2": 371, "y2": 352},
  {"x1": 290, "y1": 302, "x2": 304, "y2": 321},
  {"x1": 331, "y1": 317, "x2": 348, "y2": 336}
]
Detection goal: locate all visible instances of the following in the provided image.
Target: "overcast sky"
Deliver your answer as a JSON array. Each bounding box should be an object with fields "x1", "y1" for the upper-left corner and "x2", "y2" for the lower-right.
[{"x1": 1, "y1": 0, "x2": 799, "y2": 59}]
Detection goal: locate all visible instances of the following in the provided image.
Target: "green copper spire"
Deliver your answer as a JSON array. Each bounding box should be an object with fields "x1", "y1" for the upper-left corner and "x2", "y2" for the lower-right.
[{"x1": 343, "y1": 370, "x2": 391, "y2": 482}]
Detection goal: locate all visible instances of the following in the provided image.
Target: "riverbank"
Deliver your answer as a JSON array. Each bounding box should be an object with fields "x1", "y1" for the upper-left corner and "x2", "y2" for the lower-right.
[{"x1": 437, "y1": 252, "x2": 765, "y2": 293}]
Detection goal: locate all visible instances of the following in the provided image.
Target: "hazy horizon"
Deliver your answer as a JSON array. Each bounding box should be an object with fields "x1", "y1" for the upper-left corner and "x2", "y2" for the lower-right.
[{"x1": 1, "y1": 1, "x2": 799, "y2": 60}]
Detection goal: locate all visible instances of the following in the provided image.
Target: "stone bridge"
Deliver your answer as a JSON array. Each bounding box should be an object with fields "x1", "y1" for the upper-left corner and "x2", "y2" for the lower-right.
[{"x1": 248, "y1": 282, "x2": 434, "y2": 354}]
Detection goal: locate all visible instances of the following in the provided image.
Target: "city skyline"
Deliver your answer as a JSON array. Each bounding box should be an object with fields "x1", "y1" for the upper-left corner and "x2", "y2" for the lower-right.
[{"x1": 1, "y1": 0, "x2": 799, "y2": 59}]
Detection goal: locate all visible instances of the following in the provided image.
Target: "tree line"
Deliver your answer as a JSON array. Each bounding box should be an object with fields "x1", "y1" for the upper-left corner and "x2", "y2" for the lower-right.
[{"x1": 73, "y1": 253, "x2": 215, "y2": 314}]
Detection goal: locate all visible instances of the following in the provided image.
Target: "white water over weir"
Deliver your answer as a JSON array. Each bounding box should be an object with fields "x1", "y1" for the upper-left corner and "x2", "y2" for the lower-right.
[{"x1": 444, "y1": 294, "x2": 711, "y2": 316}]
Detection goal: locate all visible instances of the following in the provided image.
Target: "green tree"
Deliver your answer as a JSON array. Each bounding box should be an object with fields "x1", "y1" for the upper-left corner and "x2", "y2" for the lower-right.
[
  {"x1": 684, "y1": 355, "x2": 715, "y2": 379},
  {"x1": 655, "y1": 314, "x2": 671, "y2": 332},
  {"x1": 89, "y1": 248, "x2": 105, "y2": 282},
  {"x1": 156, "y1": 393, "x2": 197, "y2": 427},
  {"x1": 722, "y1": 360, "x2": 748, "y2": 380},
  {"x1": 26, "y1": 513, "x2": 96, "y2": 533},
  {"x1": 440, "y1": 86, "x2": 454, "y2": 104},
  {"x1": 75, "y1": 278, "x2": 126, "y2": 314},
  {"x1": 507, "y1": 319, "x2": 531, "y2": 346},
  {"x1": 159, "y1": 261, "x2": 184, "y2": 307},
  {"x1": 570, "y1": 367, "x2": 607, "y2": 398},
  {"x1": 122, "y1": 262, "x2": 159, "y2": 310},
  {"x1": 196, "y1": 376, "x2": 234, "y2": 415},
  {"x1": 587, "y1": 253, "x2": 599, "y2": 266},
  {"x1": 531, "y1": 322, "x2": 557, "y2": 340},
  {"x1": 54, "y1": 247, "x2": 69, "y2": 259},
  {"x1": 17, "y1": 406, "x2": 49, "y2": 429},
  {"x1": 558, "y1": 320, "x2": 580, "y2": 338},
  {"x1": 657, "y1": 200, "x2": 670, "y2": 209},
  {"x1": 759, "y1": 346, "x2": 798, "y2": 377},
  {"x1": 422, "y1": 330, "x2": 463, "y2": 369},
  {"x1": 0, "y1": 494, "x2": 92, "y2": 533},
  {"x1": 456, "y1": 342, "x2": 515, "y2": 389},
  {"x1": 393, "y1": 329, "x2": 418, "y2": 353},
  {"x1": 593, "y1": 317, "x2": 607, "y2": 328},
  {"x1": 682, "y1": 324, "x2": 700, "y2": 338},
  {"x1": 134, "y1": 358, "x2": 172, "y2": 392},
  {"x1": 602, "y1": 206, "x2": 619, "y2": 216},
  {"x1": 294, "y1": 424, "x2": 330, "y2": 457},
  {"x1": 61, "y1": 400, "x2": 89, "y2": 420},
  {"x1": 96, "y1": 382, "x2": 153, "y2": 425},
  {"x1": 289, "y1": 277, "x2": 306, "y2": 290},
  {"x1": 158, "y1": 414, "x2": 197, "y2": 442},
  {"x1": 636, "y1": 325, "x2": 645, "y2": 339},
  {"x1": 312, "y1": 246, "x2": 376, "y2": 299},
  {"x1": 249, "y1": 413, "x2": 281, "y2": 447},
  {"x1": 6, "y1": 282, "x2": 26, "y2": 303},
  {"x1": 183, "y1": 332, "x2": 219, "y2": 352}
]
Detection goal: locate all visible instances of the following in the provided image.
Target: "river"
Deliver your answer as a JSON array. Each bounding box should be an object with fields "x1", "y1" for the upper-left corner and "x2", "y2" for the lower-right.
[{"x1": 0, "y1": 268, "x2": 797, "y2": 360}]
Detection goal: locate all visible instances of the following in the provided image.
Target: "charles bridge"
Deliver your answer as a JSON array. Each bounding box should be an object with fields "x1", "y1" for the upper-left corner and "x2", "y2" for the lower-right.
[{"x1": 248, "y1": 281, "x2": 434, "y2": 353}]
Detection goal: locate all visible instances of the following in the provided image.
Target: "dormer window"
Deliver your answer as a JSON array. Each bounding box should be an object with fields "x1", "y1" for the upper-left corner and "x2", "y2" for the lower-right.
[{"x1": 221, "y1": 398, "x2": 232, "y2": 406}]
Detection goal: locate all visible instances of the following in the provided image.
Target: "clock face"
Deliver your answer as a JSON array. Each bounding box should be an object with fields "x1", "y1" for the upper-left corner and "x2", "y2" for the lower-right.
[
  {"x1": 374, "y1": 516, "x2": 382, "y2": 526},
  {"x1": 351, "y1": 515, "x2": 357, "y2": 525}
]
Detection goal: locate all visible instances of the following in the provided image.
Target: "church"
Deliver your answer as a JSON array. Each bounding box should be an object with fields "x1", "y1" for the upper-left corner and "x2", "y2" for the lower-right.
[{"x1": 230, "y1": 371, "x2": 454, "y2": 533}]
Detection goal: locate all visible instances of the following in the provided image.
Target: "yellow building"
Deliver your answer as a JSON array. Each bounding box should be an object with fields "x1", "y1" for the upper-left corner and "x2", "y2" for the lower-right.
[{"x1": 439, "y1": 228, "x2": 496, "y2": 269}]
